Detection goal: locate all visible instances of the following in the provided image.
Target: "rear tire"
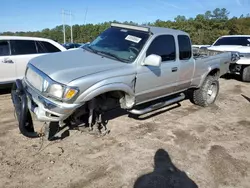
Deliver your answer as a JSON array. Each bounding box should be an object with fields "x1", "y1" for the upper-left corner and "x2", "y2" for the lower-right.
[
  {"x1": 241, "y1": 65, "x2": 250, "y2": 82},
  {"x1": 190, "y1": 76, "x2": 219, "y2": 107}
]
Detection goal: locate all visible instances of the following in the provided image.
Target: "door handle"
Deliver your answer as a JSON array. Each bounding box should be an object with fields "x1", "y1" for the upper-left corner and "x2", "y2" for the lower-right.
[
  {"x1": 2, "y1": 58, "x2": 14, "y2": 64},
  {"x1": 172, "y1": 67, "x2": 178, "y2": 72}
]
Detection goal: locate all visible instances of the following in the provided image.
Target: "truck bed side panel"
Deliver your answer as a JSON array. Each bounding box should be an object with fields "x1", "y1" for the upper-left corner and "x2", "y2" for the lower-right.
[{"x1": 191, "y1": 52, "x2": 231, "y2": 88}]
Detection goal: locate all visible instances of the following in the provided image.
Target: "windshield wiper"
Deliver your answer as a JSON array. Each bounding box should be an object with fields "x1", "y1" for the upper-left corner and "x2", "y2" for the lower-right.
[
  {"x1": 83, "y1": 45, "x2": 99, "y2": 54},
  {"x1": 97, "y1": 51, "x2": 129, "y2": 62},
  {"x1": 83, "y1": 45, "x2": 129, "y2": 62}
]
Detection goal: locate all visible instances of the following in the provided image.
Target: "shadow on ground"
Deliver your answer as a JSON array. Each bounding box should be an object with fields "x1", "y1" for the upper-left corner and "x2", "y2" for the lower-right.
[
  {"x1": 0, "y1": 84, "x2": 12, "y2": 95},
  {"x1": 221, "y1": 73, "x2": 242, "y2": 81},
  {"x1": 134, "y1": 149, "x2": 198, "y2": 188}
]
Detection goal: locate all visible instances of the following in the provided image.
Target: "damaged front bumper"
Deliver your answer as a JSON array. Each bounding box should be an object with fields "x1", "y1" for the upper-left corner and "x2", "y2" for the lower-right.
[{"x1": 11, "y1": 79, "x2": 81, "y2": 138}]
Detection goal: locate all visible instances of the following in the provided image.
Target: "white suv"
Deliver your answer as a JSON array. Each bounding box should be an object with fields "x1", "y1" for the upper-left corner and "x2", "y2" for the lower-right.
[{"x1": 0, "y1": 36, "x2": 66, "y2": 85}]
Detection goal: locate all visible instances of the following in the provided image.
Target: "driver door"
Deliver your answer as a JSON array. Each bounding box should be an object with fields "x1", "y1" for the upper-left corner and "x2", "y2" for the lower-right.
[{"x1": 135, "y1": 35, "x2": 180, "y2": 104}]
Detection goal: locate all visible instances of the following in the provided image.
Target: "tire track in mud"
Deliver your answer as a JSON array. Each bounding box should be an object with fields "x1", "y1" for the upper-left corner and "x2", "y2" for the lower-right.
[{"x1": 207, "y1": 145, "x2": 250, "y2": 188}]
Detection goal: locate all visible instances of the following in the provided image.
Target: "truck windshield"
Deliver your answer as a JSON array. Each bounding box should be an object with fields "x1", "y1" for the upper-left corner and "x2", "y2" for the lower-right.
[
  {"x1": 83, "y1": 27, "x2": 150, "y2": 63},
  {"x1": 213, "y1": 37, "x2": 250, "y2": 46}
]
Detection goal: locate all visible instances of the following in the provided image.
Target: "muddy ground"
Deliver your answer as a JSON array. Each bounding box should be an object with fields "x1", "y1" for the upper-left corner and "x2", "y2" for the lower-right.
[{"x1": 0, "y1": 76, "x2": 250, "y2": 188}]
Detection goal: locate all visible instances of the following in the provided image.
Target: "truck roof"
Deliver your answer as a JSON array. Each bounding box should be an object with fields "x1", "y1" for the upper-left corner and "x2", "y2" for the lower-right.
[
  {"x1": 148, "y1": 26, "x2": 189, "y2": 36},
  {"x1": 111, "y1": 23, "x2": 189, "y2": 36}
]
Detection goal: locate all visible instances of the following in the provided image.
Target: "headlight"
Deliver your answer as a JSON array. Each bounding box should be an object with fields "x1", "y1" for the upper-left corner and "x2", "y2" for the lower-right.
[
  {"x1": 47, "y1": 83, "x2": 64, "y2": 98},
  {"x1": 231, "y1": 51, "x2": 240, "y2": 62},
  {"x1": 43, "y1": 79, "x2": 79, "y2": 100}
]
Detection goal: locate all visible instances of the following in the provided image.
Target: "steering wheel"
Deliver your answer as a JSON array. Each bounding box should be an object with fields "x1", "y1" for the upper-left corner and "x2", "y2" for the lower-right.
[{"x1": 129, "y1": 46, "x2": 139, "y2": 54}]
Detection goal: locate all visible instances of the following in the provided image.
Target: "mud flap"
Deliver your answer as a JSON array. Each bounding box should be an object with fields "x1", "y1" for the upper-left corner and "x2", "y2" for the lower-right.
[{"x1": 11, "y1": 79, "x2": 40, "y2": 138}]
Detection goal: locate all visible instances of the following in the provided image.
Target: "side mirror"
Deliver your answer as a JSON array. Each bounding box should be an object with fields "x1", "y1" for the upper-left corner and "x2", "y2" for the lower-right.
[{"x1": 143, "y1": 54, "x2": 162, "y2": 67}]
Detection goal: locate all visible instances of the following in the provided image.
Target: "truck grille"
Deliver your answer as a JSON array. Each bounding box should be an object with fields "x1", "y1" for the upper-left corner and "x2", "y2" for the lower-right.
[{"x1": 26, "y1": 67, "x2": 44, "y2": 92}]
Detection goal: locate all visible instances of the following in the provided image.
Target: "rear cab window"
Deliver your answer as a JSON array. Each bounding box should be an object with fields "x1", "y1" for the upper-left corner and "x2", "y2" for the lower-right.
[
  {"x1": 178, "y1": 35, "x2": 192, "y2": 60},
  {"x1": 0, "y1": 40, "x2": 10, "y2": 56}
]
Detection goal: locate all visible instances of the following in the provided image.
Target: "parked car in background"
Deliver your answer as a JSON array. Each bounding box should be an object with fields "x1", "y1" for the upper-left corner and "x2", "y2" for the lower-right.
[
  {"x1": 0, "y1": 36, "x2": 66, "y2": 85},
  {"x1": 63, "y1": 43, "x2": 81, "y2": 49},
  {"x1": 11, "y1": 23, "x2": 236, "y2": 139},
  {"x1": 79, "y1": 42, "x2": 90, "y2": 48},
  {"x1": 207, "y1": 35, "x2": 250, "y2": 82}
]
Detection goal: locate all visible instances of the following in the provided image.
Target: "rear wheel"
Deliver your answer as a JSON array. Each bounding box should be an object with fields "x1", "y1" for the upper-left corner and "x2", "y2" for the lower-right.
[
  {"x1": 190, "y1": 76, "x2": 219, "y2": 107},
  {"x1": 241, "y1": 65, "x2": 250, "y2": 82}
]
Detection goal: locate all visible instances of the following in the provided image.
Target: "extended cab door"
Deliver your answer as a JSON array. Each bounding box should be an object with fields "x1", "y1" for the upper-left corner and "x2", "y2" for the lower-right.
[
  {"x1": 0, "y1": 40, "x2": 16, "y2": 84},
  {"x1": 174, "y1": 35, "x2": 195, "y2": 92},
  {"x1": 135, "y1": 35, "x2": 180, "y2": 104}
]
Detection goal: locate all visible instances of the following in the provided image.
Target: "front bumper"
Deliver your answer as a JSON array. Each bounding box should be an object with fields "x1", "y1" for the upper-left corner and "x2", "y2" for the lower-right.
[
  {"x1": 11, "y1": 79, "x2": 82, "y2": 138},
  {"x1": 23, "y1": 80, "x2": 81, "y2": 122}
]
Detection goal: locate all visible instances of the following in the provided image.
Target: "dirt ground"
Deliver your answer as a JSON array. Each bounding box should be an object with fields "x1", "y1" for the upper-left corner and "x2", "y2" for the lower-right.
[{"x1": 0, "y1": 76, "x2": 250, "y2": 188}]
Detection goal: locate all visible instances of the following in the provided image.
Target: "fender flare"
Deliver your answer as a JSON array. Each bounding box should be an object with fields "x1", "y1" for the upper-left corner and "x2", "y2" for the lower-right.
[
  {"x1": 198, "y1": 67, "x2": 220, "y2": 88},
  {"x1": 75, "y1": 83, "x2": 135, "y2": 107}
]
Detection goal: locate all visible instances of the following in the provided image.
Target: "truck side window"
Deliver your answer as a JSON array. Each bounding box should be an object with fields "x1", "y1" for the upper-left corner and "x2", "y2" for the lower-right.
[
  {"x1": 40, "y1": 41, "x2": 61, "y2": 53},
  {"x1": 146, "y1": 35, "x2": 176, "y2": 62},
  {"x1": 36, "y1": 41, "x2": 47, "y2": 53},
  {"x1": 0, "y1": 40, "x2": 10, "y2": 56},
  {"x1": 178, "y1": 35, "x2": 192, "y2": 60},
  {"x1": 10, "y1": 40, "x2": 37, "y2": 55}
]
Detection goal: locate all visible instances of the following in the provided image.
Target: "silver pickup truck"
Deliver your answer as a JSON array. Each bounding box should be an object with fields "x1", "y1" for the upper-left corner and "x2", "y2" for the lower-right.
[{"x1": 11, "y1": 23, "x2": 236, "y2": 139}]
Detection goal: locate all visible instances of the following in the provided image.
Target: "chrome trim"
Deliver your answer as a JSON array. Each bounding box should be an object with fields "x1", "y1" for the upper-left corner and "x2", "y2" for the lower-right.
[
  {"x1": 129, "y1": 93, "x2": 185, "y2": 115},
  {"x1": 26, "y1": 63, "x2": 50, "y2": 84}
]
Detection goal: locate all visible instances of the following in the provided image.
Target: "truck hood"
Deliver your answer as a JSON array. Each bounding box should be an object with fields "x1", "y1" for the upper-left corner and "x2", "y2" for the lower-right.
[
  {"x1": 29, "y1": 49, "x2": 129, "y2": 84},
  {"x1": 208, "y1": 45, "x2": 250, "y2": 53}
]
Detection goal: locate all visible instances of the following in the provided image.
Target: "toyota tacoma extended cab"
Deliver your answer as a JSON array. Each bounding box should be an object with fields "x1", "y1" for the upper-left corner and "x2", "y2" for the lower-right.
[{"x1": 11, "y1": 23, "x2": 236, "y2": 139}]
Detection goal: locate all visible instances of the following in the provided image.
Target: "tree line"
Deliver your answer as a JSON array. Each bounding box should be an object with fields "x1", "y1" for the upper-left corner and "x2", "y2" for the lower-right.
[{"x1": 1, "y1": 8, "x2": 250, "y2": 45}]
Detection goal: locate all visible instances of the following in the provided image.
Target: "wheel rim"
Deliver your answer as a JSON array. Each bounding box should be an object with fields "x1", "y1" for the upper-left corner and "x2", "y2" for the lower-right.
[{"x1": 207, "y1": 82, "x2": 218, "y2": 104}]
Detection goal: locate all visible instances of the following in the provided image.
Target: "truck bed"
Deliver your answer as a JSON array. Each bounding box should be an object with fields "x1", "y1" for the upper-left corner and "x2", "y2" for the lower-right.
[{"x1": 191, "y1": 47, "x2": 232, "y2": 87}]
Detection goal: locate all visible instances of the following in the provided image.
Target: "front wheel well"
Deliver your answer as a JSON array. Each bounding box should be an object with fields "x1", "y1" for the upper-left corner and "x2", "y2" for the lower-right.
[
  {"x1": 89, "y1": 90, "x2": 134, "y2": 111},
  {"x1": 208, "y1": 68, "x2": 220, "y2": 78}
]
